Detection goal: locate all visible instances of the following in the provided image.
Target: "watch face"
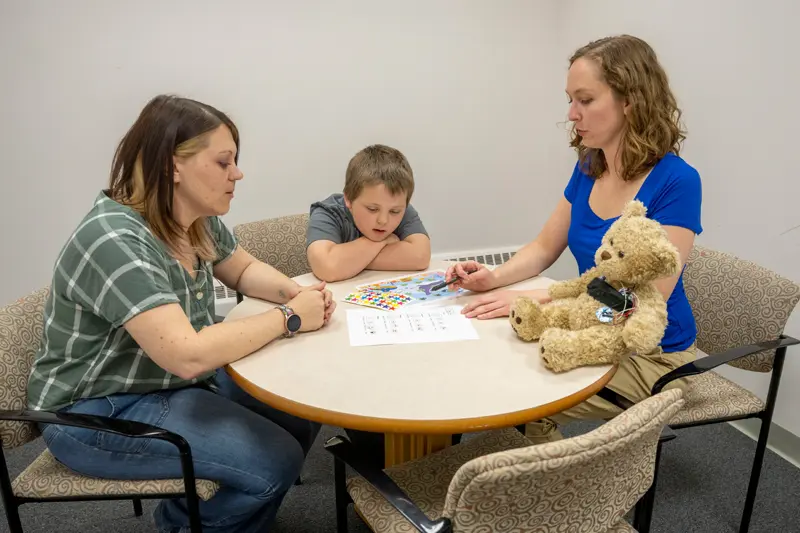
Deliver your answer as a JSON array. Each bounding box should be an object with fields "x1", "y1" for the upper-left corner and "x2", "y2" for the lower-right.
[{"x1": 287, "y1": 314, "x2": 302, "y2": 333}]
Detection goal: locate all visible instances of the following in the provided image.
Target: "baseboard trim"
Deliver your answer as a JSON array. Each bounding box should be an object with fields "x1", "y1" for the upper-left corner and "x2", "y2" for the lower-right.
[{"x1": 728, "y1": 420, "x2": 800, "y2": 469}]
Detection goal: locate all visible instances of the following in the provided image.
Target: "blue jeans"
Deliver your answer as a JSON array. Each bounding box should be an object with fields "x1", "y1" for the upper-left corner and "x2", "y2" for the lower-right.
[{"x1": 41, "y1": 368, "x2": 321, "y2": 533}]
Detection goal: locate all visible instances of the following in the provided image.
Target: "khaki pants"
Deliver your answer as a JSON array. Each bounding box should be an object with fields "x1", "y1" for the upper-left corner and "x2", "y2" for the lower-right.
[{"x1": 525, "y1": 344, "x2": 696, "y2": 443}]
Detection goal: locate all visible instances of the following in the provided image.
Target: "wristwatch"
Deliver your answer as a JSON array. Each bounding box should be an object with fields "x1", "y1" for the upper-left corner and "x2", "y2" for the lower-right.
[{"x1": 277, "y1": 304, "x2": 301, "y2": 337}]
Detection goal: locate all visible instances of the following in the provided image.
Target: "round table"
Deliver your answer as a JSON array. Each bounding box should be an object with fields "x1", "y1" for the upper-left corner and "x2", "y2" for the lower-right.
[{"x1": 225, "y1": 260, "x2": 616, "y2": 466}]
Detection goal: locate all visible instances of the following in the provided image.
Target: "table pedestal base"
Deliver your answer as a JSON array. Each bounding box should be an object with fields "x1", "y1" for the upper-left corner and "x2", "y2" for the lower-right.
[{"x1": 384, "y1": 433, "x2": 452, "y2": 467}]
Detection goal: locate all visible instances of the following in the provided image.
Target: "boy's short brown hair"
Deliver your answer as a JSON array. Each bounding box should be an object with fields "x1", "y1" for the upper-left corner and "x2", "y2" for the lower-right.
[{"x1": 343, "y1": 144, "x2": 414, "y2": 204}]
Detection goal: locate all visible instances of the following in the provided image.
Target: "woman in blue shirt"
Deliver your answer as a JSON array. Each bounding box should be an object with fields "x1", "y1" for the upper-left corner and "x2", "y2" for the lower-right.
[{"x1": 446, "y1": 34, "x2": 702, "y2": 442}]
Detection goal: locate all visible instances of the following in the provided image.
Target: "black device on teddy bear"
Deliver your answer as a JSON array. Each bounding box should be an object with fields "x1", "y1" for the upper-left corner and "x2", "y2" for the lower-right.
[{"x1": 587, "y1": 277, "x2": 636, "y2": 312}]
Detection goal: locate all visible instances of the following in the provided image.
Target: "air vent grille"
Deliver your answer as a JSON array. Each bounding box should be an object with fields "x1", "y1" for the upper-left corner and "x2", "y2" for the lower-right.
[{"x1": 444, "y1": 251, "x2": 517, "y2": 266}]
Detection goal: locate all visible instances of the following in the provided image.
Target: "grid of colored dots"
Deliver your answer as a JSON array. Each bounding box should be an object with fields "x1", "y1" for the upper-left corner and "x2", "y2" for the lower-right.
[{"x1": 344, "y1": 290, "x2": 413, "y2": 310}]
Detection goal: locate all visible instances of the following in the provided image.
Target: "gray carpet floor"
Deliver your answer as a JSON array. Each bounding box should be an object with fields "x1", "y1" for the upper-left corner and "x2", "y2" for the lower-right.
[{"x1": 1, "y1": 421, "x2": 798, "y2": 532}]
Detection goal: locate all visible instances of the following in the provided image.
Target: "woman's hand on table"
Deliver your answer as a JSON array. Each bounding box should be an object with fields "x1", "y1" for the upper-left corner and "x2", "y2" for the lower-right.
[
  {"x1": 461, "y1": 288, "x2": 551, "y2": 319},
  {"x1": 444, "y1": 261, "x2": 497, "y2": 292},
  {"x1": 292, "y1": 281, "x2": 337, "y2": 330}
]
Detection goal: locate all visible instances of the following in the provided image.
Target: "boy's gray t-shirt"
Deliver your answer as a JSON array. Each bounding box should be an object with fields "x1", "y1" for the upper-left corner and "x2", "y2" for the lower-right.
[{"x1": 306, "y1": 193, "x2": 428, "y2": 247}]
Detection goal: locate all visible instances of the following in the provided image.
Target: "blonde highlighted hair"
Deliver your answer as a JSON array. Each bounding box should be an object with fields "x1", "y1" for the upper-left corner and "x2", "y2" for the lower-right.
[
  {"x1": 569, "y1": 35, "x2": 686, "y2": 181},
  {"x1": 343, "y1": 145, "x2": 414, "y2": 203},
  {"x1": 109, "y1": 95, "x2": 239, "y2": 261}
]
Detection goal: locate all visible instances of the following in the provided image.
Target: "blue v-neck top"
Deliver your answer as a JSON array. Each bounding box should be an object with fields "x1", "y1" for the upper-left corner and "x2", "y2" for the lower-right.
[{"x1": 564, "y1": 153, "x2": 703, "y2": 353}]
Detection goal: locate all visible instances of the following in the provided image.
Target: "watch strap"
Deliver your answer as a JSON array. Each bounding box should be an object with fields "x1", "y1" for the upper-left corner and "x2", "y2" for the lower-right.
[{"x1": 277, "y1": 304, "x2": 297, "y2": 337}]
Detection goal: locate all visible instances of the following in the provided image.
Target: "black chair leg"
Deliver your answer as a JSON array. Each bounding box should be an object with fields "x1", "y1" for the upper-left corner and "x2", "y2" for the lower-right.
[
  {"x1": 739, "y1": 418, "x2": 772, "y2": 533},
  {"x1": 1, "y1": 449, "x2": 24, "y2": 533},
  {"x1": 132, "y1": 498, "x2": 143, "y2": 516},
  {"x1": 739, "y1": 346, "x2": 787, "y2": 533},
  {"x1": 334, "y1": 456, "x2": 350, "y2": 533},
  {"x1": 2, "y1": 502, "x2": 23, "y2": 533},
  {"x1": 177, "y1": 450, "x2": 203, "y2": 533},
  {"x1": 633, "y1": 438, "x2": 664, "y2": 533}
]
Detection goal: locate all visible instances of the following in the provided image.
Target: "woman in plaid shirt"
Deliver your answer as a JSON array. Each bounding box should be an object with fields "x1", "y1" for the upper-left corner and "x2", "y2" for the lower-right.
[{"x1": 27, "y1": 95, "x2": 335, "y2": 533}]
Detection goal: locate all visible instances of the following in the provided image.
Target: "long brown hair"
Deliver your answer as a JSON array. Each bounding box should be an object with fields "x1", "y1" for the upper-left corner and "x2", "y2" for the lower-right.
[
  {"x1": 109, "y1": 95, "x2": 239, "y2": 260},
  {"x1": 569, "y1": 35, "x2": 686, "y2": 181}
]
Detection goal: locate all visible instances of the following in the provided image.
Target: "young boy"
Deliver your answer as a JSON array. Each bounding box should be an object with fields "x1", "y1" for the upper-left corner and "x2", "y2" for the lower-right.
[
  {"x1": 306, "y1": 144, "x2": 431, "y2": 468},
  {"x1": 306, "y1": 144, "x2": 431, "y2": 282}
]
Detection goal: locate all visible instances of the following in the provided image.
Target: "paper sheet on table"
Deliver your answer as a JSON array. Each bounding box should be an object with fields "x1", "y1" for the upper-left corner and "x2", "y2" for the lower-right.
[{"x1": 346, "y1": 305, "x2": 479, "y2": 347}]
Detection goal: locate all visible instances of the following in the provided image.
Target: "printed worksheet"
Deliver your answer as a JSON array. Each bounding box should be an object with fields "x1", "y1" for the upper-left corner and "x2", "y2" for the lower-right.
[{"x1": 346, "y1": 305, "x2": 479, "y2": 347}]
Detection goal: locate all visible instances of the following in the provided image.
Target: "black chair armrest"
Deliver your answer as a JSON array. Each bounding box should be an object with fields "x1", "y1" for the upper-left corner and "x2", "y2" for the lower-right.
[
  {"x1": 324, "y1": 435, "x2": 452, "y2": 533},
  {"x1": 1, "y1": 407, "x2": 204, "y2": 530},
  {"x1": 593, "y1": 389, "x2": 678, "y2": 442},
  {"x1": 596, "y1": 386, "x2": 634, "y2": 410},
  {"x1": 0, "y1": 409, "x2": 191, "y2": 455},
  {"x1": 651, "y1": 335, "x2": 800, "y2": 395}
]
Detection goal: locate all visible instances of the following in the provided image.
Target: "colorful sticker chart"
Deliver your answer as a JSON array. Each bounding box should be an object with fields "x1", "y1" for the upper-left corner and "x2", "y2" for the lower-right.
[
  {"x1": 355, "y1": 270, "x2": 465, "y2": 304},
  {"x1": 342, "y1": 289, "x2": 413, "y2": 311}
]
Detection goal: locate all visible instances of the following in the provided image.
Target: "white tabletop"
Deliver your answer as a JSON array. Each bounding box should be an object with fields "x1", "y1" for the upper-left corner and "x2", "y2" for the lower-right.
[{"x1": 225, "y1": 260, "x2": 615, "y2": 434}]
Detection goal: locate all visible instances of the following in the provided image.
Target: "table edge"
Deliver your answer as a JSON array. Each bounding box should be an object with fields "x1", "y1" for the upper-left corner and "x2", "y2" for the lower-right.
[{"x1": 225, "y1": 363, "x2": 618, "y2": 434}]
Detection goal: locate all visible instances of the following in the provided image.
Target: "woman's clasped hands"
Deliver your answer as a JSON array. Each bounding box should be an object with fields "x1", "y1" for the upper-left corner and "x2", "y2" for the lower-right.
[{"x1": 288, "y1": 282, "x2": 337, "y2": 331}]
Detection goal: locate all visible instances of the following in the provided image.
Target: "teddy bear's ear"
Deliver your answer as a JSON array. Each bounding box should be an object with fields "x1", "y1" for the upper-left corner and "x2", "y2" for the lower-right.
[{"x1": 622, "y1": 200, "x2": 647, "y2": 218}]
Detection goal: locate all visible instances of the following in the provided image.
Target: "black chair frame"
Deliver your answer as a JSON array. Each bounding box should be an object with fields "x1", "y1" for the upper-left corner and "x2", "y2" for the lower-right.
[
  {"x1": 0, "y1": 409, "x2": 203, "y2": 533},
  {"x1": 600, "y1": 336, "x2": 799, "y2": 533}
]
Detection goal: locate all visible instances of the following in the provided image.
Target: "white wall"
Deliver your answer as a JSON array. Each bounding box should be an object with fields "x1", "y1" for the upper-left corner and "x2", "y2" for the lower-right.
[
  {"x1": 0, "y1": 0, "x2": 567, "y2": 305},
  {"x1": 3, "y1": 1, "x2": 800, "y2": 436},
  {"x1": 557, "y1": 0, "x2": 800, "y2": 437}
]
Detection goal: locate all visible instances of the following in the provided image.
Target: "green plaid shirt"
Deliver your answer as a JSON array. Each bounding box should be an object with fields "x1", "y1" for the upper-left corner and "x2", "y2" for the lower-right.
[{"x1": 27, "y1": 191, "x2": 237, "y2": 411}]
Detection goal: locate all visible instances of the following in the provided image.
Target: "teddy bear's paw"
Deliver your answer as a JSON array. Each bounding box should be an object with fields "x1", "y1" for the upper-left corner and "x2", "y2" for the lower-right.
[
  {"x1": 510, "y1": 296, "x2": 546, "y2": 341},
  {"x1": 539, "y1": 329, "x2": 580, "y2": 373}
]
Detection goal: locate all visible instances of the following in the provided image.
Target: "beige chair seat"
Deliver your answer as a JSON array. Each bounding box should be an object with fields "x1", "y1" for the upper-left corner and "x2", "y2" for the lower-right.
[
  {"x1": 671, "y1": 369, "x2": 765, "y2": 426},
  {"x1": 348, "y1": 428, "x2": 635, "y2": 533},
  {"x1": 2, "y1": 286, "x2": 223, "y2": 532},
  {"x1": 12, "y1": 449, "x2": 218, "y2": 501}
]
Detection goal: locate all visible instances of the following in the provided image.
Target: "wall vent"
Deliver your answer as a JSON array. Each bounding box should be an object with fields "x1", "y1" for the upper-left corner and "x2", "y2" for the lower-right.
[
  {"x1": 443, "y1": 250, "x2": 517, "y2": 266},
  {"x1": 213, "y1": 278, "x2": 238, "y2": 317}
]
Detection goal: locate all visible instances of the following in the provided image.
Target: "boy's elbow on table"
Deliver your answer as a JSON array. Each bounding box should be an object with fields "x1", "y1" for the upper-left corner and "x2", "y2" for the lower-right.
[
  {"x1": 309, "y1": 257, "x2": 350, "y2": 283},
  {"x1": 410, "y1": 251, "x2": 431, "y2": 271},
  {"x1": 313, "y1": 266, "x2": 347, "y2": 283},
  {"x1": 409, "y1": 236, "x2": 432, "y2": 270},
  {"x1": 307, "y1": 245, "x2": 346, "y2": 282}
]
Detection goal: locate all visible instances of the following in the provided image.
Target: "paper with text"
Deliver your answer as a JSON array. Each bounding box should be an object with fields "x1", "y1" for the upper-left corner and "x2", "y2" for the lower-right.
[{"x1": 346, "y1": 305, "x2": 479, "y2": 347}]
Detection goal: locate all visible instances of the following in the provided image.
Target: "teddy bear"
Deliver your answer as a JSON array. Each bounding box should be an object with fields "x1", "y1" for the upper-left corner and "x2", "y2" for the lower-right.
[{"x1": 509, "y1": 200, "x2": 681, "y2": 373}]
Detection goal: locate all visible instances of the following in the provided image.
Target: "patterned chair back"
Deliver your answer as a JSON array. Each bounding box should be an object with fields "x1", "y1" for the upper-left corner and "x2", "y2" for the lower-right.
[
  {"x1": 443, "y1": 389, "x2": 684, "y2": 532},
  {"x1": 0, "y1": 287, "x2": 49, "y2": 449},
  {"x1": 233, "y1": 213, "x2": 311, "y2": 279},
  {"x1": 683, "y1": 246, "x2": 800, "y2": 372}
]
